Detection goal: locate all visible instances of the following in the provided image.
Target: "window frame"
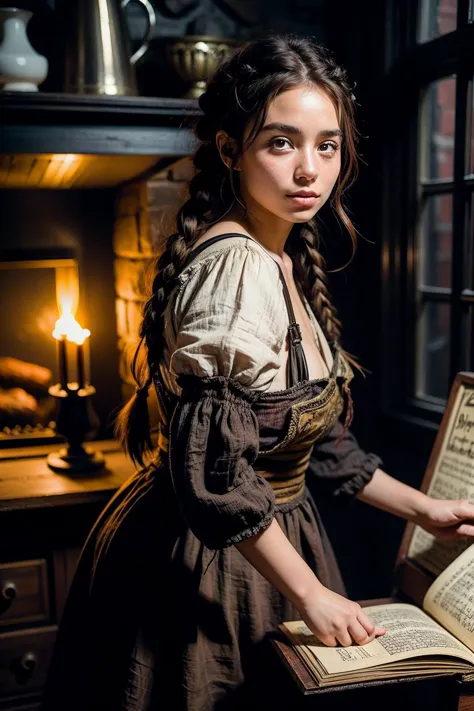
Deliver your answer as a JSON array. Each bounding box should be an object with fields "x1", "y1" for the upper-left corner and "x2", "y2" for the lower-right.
[{"x1": 380, "y1": 0, "x2": 474, "y2": 439}]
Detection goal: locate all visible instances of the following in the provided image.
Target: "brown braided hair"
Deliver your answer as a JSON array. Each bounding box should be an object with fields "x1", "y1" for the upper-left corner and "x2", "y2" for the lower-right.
[{"x1": 116, "y1": 32, "x2": 362, "y2": 465}]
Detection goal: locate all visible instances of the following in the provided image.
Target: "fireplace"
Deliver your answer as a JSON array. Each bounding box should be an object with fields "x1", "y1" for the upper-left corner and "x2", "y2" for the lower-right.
[
  {"x1": 0, "y1": 158, "x2": 192, "y2": 450},
  {"x1": 0, "y1": 255, "x2": 80, "y2": 443}
]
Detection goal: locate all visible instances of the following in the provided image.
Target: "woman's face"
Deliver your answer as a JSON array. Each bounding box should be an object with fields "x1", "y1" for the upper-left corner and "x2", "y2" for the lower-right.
[{"x1": 237, "y1": 85, "x2": 342, "y2": 225}]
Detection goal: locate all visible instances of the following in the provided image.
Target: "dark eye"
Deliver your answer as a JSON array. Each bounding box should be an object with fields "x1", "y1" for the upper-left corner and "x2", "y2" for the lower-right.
[
  {"x1": 270, "y1": 137, "x2": 292, "y2": 150},
  {"x1": 319, "y1": 141, "x2": 339, "y2": 155}
]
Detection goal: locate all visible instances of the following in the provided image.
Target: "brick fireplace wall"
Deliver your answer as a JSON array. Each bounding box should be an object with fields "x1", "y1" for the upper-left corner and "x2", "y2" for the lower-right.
[{"x1": 113, "y1": 158, "x2": 195, "y2": 401}]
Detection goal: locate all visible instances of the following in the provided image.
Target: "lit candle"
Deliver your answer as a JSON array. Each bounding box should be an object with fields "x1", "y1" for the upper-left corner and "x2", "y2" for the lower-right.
[
  {"x1": 75, "y1": 329, "x2": 90, "y2": 390},
  {"x1": 53, "y1": 308, "x2": 90, "y2": 390},
  {"x1": 57, "y1": 335, "x2": 68, "y2": 390},
  {"x1": 77, "y1": 341, "x2": 85, "y2": 389}
]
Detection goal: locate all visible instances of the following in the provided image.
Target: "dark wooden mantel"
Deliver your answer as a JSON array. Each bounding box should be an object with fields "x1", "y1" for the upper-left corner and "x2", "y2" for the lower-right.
[
  {"x1": 0, "y1": 92, "x2": 200, "y2": 187},
  {"x1": 0, "y1": 92, "x2": 199, "y2": 155}
]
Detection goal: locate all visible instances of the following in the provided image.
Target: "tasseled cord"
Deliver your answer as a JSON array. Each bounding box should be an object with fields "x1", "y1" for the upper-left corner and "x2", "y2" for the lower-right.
[
  {"x1": 287, "y1": 323, "x2": 309, "y2": 387},
  {"x1": 116, "y1": 336, "x2": 153, "y2": 467}
]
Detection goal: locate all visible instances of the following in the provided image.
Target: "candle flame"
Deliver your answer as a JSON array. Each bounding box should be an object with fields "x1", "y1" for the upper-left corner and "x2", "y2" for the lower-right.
[
  {"x1": 56, "y1": 265, "x2": 79, "y2": 318},
  {"x1": 53, "y1": 306, "x2": 90, "y2": 345}
]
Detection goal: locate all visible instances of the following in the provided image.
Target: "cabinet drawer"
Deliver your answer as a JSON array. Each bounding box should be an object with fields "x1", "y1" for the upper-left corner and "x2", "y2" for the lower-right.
[
  {"x1": 0, "y1": 561, "x2": 50, "y2": 627},
  {"x1": 0, "y1": 626, "x2": 56, "y2": 699}
]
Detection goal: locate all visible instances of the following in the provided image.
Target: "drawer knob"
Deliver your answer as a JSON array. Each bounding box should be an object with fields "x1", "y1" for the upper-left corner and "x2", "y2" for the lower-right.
[
  {"x1": 1, "y1": 580, "x2": 17, "y2": 601},
  {"x1": 19, "y1": 652, "x2": 38, "y2": 673}
]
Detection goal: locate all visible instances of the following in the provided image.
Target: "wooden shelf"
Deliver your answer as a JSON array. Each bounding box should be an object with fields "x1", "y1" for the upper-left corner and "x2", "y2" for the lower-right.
[
  {"x1": 0, "y1": 92, "x2": 199, "y2": 187},
  {"x1": 0, "y1": 153, "x2": 177, "y2": 188}
]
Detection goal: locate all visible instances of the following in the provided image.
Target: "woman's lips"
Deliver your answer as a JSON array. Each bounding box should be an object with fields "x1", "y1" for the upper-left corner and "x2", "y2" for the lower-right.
[{"x1": 287, "y1": 194, "x2": 319, "y2": 208}]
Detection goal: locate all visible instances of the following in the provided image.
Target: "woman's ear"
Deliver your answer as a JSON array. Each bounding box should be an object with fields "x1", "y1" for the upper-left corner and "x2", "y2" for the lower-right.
[{"x1": 216, "y1": 131, "x2": 240, "y2": 171}]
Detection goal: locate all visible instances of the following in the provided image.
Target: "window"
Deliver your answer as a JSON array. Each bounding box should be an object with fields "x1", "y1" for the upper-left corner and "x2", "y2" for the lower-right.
[
  {"x1": 418, "y1": 0, "x2": 457, "y2": 42},
  {"x1": 416, "y1": 67, "x2": 473, "y2": 403},
  {"x1": 416, "y1": 74, "x2": 463, "y2": 402},
  {"x1": 381, "y1": 0, "x2": 474, "y2": 428}
]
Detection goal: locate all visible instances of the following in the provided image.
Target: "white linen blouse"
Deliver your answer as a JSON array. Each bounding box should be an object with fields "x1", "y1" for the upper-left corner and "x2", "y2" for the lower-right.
[{"x1": 160, "y1": 237, "x2": 293, "y2": 394}]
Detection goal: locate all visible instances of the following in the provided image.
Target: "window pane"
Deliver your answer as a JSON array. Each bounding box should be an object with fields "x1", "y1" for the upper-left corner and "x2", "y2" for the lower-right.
[
  {"x1": 468, "y1": 193, "x2": 474, "y2": 290},
  {"x1": 470, "y1": 0, "x2": 474, "y2": 20},
  {"x1": 417, "y1": 302, "x2": 450, "y2": 399},
  {"x1": 467, "y1": 307, "x2": 473, "y2": 371},
  {"x1": 419, "y1": 0, "x2": 458, "y2": 43},
  {"x1": 468, "y1": 78, "x2": 474, "y2": 175},
  {"x1": 420, "y1": 77, "x2": 456, "y2": 181},
  {"x1": 420, "y1": 195, "x2": 453, "y2": 287}
]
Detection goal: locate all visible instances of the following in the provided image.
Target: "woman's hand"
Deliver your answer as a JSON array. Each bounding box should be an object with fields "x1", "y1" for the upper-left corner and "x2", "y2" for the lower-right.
[
  {"x1": 357, "y1": 471, "x2": 474, "y2": 541},
  {"x1": 415, "y1": 498, "x2": 474, "y2": 540},
  {"x1": 299, "y1": 585, "x2": 387, "y2": 647}
]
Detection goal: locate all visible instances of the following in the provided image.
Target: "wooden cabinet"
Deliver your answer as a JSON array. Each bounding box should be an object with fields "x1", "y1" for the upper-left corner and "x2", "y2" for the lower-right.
[
  {"x1": 0, "y1": 441, "x2": 133, "y2": 710},
  {"x1": 0, "y1": 560, "x2": 50, "y2": 628},
  {"x1": 0, "y1": 627, "x2": 57, "y2": 702}
]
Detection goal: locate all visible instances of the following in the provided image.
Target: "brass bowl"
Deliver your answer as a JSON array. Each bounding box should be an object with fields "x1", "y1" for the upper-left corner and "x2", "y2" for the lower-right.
[{"x1": 166, "y1": 35, "x2": 238, "y2": 99}]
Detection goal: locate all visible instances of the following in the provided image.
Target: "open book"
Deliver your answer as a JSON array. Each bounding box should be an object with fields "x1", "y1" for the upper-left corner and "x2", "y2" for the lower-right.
[
  {"x1": 281, "y1": 542, "x2": 474, "y2": 689},
  {"x1": 405, "y1": 374, "x2": 474, "y2": 576}
]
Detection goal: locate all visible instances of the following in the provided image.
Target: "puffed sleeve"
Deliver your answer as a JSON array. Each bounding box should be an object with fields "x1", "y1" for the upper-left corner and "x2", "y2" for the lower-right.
[
  {"x1": 307, "y1": 420, "x2": 383, "y2": 499},
  {"x1": 169, "y1": 375, "x2": 275, "y2": 549},
  {"x1": 166, "y1": 242, "x2": 286, "y2": 549}
]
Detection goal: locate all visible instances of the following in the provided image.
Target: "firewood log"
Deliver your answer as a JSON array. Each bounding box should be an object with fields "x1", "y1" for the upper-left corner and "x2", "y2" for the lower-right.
[
  {"x1": 0, "y1": 387, "x2": 38, "y2": 428},
  {"x1": 0, "y1": 357, "x2": 52, "y2": 395}
]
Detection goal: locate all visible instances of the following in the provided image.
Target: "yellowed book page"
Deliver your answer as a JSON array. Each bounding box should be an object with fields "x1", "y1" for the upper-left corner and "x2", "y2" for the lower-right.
[
  {"x1": 424, "y1": 542, "x2": 474, "y2": 653},
  {"x1": 282, "y1": 603, "x2": 474, "y2": 676},
  {"x1": 408, "y1": 383, "x2": 474, "y2": 575},
  {"x1": 298, "y1": 646, "x2": 467, "y2": 687}
]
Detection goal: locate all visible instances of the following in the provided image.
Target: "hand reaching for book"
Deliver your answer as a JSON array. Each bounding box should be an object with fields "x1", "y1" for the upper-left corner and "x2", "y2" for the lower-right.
[
  {"x1": 299, "y1": 586, "x2": 387, "y2": 647},
  {"x1": 416, "y1": 499, "x2": 474, "y2": 540}
]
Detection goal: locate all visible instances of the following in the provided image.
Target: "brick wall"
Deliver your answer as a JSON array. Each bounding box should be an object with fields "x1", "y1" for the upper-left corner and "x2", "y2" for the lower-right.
[{"x1": 113, "y1": 158, "x2": 194, "y2": 400}]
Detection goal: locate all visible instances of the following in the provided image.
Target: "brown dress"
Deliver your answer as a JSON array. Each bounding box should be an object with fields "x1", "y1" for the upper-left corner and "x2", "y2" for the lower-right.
[{"x1": 41, "y1": 234, "x2": 382, "y2": 711}]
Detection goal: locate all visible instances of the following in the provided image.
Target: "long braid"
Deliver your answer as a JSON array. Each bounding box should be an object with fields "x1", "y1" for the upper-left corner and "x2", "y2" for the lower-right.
[
  {"x1": 293, "y1": 222, "x2": 344, "y2": 343},
  {"x1": 291, "y1": 219, "x2": 363, "y2": 436}
]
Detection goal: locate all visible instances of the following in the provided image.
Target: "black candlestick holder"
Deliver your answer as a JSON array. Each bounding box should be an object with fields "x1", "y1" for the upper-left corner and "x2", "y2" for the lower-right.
[{"x1": 46, "y1": 383, "x2": 105, "y2": 474}]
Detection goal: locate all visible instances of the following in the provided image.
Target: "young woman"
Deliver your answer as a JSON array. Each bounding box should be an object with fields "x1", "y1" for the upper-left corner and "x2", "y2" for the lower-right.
[{"x1": 42, "y1": 33, "x2": 474, "y2": 711}]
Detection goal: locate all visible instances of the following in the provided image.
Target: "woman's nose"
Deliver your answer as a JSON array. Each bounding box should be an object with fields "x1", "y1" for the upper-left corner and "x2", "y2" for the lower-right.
[{"x1": 295, "y1": 150, "x2": 318, "y2": 182}]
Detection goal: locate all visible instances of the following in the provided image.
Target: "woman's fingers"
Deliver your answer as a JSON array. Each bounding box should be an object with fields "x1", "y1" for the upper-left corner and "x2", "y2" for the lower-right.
[
  {"x1": 302, "y1": 588, "x2": 387, "y2": 648},
  {"x1": 347, "y1": 619, "x2": 374, "y2": 645},
  {"x1": 319, "y1": 635, "x2": 338, "y2": 647},
  {"x1": 335, "y1": 627, "x2": 353, "y2": 647},
  {"x1": 356, "y1": 609, "x2": 386, "y2": 640},
  {"x1": 356, "y1": 609, "x2": 375, "y2": 636},
  {"x1": 329, "y1": 617, "x2": 385, "y2": 648},
  {"x1": 456, "y1": 523, "x2": 474, "y2": 537},
  {"x1": 330, "y1": 612, "x2": 386, "y2": 648},
  {"x1": 350, "y1": 611, "x2": 387, "y2": 645},
  {"x1": 339, "y1": 617, "x2": 386, "y2": 647}
]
